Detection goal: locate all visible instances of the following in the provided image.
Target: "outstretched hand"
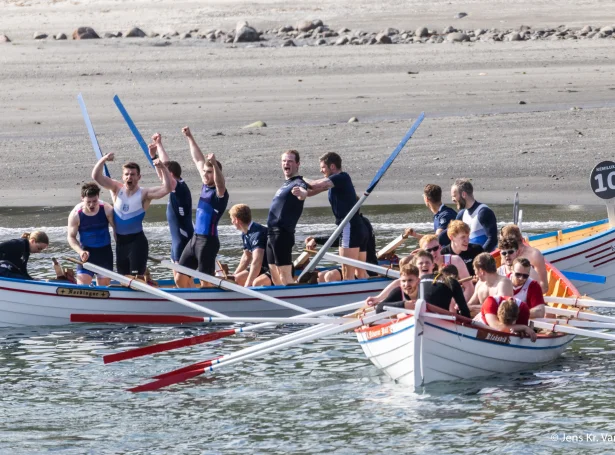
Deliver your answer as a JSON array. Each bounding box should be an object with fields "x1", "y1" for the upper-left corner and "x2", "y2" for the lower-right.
[
  {"x1": 181, "y1": 126, "x2": 192, "y2": 138},
  {"x1": 103, "y1": 152, "x2": 115, "y2": 162}
]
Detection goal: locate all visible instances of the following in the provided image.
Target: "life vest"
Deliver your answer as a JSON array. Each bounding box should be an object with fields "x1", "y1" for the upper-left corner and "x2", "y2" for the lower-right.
[{"x1": 462, "y1": 203, "x2": 489, "y2": 246}]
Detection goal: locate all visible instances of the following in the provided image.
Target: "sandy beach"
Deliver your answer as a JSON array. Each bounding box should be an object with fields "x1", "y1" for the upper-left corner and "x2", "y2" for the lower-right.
[{"x1": 1, "y1": 0, "x2": 615, "y2": 209}]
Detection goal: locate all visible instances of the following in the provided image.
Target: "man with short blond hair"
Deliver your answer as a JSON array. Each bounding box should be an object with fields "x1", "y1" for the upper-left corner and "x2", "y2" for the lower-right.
[
  {"x1": 440, "y1": 220, "x2": 484, "y2": 276},
  {"x1": 229, "y1": 204, "x2": 271, "y2": 287},
  {"x1": 468, "y1": 252, "x2": 514, "y2": 316}
]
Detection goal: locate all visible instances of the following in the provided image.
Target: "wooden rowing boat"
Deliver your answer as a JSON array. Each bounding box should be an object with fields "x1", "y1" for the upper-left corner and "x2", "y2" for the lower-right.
[
  {"x1": 0, "y1": 275, "x2": 392, "y2": 327},
  {"x1": 355, "y1": 254, "x2": 580, "y2": 389}
]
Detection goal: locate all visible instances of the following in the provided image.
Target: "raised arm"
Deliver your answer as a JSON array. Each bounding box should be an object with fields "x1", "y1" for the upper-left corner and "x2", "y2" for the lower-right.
[
  {"x1": 182, "y1": 126, "x2": 208, "y2": 183},
  {"x1": 144, "y1": 159, "x2": 173, "y2": 201},
  {"x1": 207, "y1": 153, "x2": 226, "y2": 197},
  {"x1": 149, "y1": 134, "x2": 177, "y2": 191},
  {"x1": 67, "y1": 209, "x2": 89, "y2": 262},
  {"x1": 92, "y1": 153, "x2": 122, "y2": 194},
  {"x1": 366, "y1": 279, "x2": 400, "y2": 306},
  {"x1": 292, "y1": 177, "x2": 331, "y2": 200}
]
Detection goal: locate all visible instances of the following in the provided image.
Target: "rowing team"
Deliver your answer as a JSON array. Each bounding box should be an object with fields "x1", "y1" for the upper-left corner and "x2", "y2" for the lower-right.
[
  {"x1": 364, "y1": 223, "x2": 549, "y2": 341},
  {"x1": 1, "y1": 127, "x2": 514, "y2": 290}
]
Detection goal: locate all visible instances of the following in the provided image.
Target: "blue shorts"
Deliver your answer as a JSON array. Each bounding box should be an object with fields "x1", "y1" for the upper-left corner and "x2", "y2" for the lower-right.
[{"x1": 76, "y1": 244, "x2": 114, "y2": 277}]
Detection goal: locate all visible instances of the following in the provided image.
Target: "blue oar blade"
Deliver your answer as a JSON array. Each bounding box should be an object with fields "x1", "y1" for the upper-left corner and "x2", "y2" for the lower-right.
[
  {"x1": 366, "y1": 112, "x2": 425, "y2": 194},
  {"x1": 113, "y1": 95, "x2": 155, "y2": 168},
  {"x1": 77, "y1": 93, "x2": 110, "y2": 177},
  {"x1": 561, "y1": 270, "x2": 607, "y2": 284}
]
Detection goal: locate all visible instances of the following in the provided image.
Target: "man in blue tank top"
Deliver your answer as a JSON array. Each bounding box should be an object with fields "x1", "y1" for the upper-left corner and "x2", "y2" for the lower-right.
[
  {"x1": 148, "y1": 133, "x2": 194, "y2": 270},
  {"x1": 176, "y1": 127, "x2": 229, "y2": 288},
  {"x1": 292, "y1": 152, "x2": 368, "y2": 280},
  {"x1": 67, "y1": 182, "x2": 115, "y2": 285},
  {"x1": 451, "y1": 178, "x2": 498, "y2": 252},
  {"x1": 229, "y1": 204, "x2": 272, "y2": 287},
  {"x1": 266, "y1": 150, "x2": 308, "y2": 285},
  {"x1": 93, "y1": 153, "x2": 173, "y2": 276}
]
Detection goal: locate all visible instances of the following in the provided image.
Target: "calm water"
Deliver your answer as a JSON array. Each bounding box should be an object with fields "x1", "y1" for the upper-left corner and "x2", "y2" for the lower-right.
[{"x1": 2, "y1": 203, "x2": 615, "y2": 454}]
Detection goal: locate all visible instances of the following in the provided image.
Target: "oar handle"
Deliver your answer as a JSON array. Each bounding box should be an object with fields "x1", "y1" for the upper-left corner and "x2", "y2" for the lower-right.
[{"x1": 65, "y1": 257, "x2": 83, "y2": 266}]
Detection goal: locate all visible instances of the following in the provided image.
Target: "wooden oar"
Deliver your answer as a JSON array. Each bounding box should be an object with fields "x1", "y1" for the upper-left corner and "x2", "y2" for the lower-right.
[
  {"x1": 153, "y1": 258, "x2": 311, "y2": 315},
  {"x1": 297, "y1": 112, "x2": 425, "y2": 281},
  {"x1": 532, "y1": 319, "x2": 615, "y2": 341},
  {"x1": 71, "y1": 314, "x2": 346, "y2": 325},
  {"x1": 128, "y1": 309, "x2": 396, "y2": 392},
  {"x1": 65, "y1": 258, "x2": 226, "y2": 318},
  {"x1": 103, "y1": 299, "x2": 366, "y2": 364},
  {"x1": 376, "y1": 231, "x2": 410, "y2": 259},
  {"x1": 77, "y1": 93, "x2": 110, "y2": 177},
  {"x1": 534, "y1": 318, "x2": 615, "y2": 330},
  {"x1": 546, "y1": 306, "x2": 615, "y2": 324},
  {"x1": 545, "y1": 296, "x2": 615, "y2": 309}
]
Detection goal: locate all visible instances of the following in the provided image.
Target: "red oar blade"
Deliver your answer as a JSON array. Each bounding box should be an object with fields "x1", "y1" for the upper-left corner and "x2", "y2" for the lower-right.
[
  {"x1": 128, "y1": 367, "x2": 208, "y2": 393},
  {"x1": 71, "y1": 313, "x2": 205, "y2": 324},
  {"x1": 103, "y1": 329, "x2": 237, "y2": 364},
  {"x1": 152, "y1": 357, "x2": 218, "y2": 379}
]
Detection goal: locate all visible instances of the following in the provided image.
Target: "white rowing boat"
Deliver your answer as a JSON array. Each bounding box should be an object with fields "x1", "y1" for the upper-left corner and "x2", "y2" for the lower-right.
[
  {"x1": 356, "y1": 255, "x2": 580, "y2": 389},
  {"x1": 0, "y1": 275, "x2": 392, "y2": 327}
]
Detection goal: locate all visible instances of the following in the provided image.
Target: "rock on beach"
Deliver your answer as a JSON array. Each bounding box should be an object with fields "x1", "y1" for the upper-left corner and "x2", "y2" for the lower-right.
[{"x1": 72, "y1": 27, "x2": 99, "y2": 39}]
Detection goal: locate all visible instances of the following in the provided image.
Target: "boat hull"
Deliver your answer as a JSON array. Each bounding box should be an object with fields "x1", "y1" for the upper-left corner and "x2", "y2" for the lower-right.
[{"x1": 0, "y1": 276, "x2": 392, "y2": 327}]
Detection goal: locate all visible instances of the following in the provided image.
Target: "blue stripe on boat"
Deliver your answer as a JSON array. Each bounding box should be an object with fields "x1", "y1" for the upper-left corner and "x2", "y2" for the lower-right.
[
  {"x1": 560, "y1": 219, "x2": 608, "y2": 234},
  {"x1": 529, "y1": 231, "x2": 558, "y2": 241}
]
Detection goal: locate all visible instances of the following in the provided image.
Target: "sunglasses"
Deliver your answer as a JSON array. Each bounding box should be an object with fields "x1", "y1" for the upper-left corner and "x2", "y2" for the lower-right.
[
  {"x1": 514, "y1": 272, "x2": 530, "y2": 279},
  {"x1": 501, "y1": 249, "x2": 517, "y2": 256},
  {"x1": 425, "y1": 245, "x2": 440, "y2": 253}
]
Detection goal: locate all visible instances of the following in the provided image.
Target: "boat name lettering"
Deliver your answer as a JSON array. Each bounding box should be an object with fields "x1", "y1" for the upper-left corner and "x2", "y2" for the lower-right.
[
  {"x1": 476, "y1": 329, "x2": 510, "y2": 344},
  {"x1": 365, "y1": 325, "x2": 393, "y2": 340},
  {"x1": 56, "y1": 287, "x2": 110, "y2": 299}
]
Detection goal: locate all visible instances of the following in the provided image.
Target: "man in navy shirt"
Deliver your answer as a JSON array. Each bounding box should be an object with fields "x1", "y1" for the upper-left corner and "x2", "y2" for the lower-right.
[
  {"x1": 405, "y1": 183, "x2": 457, "y2": 246},
  {"x1": 451, "y1": 179, "x2": 498, "y2": 252},
  {"x1": 266, "y1": 150, "x2": 308, "y2": 285},
  {"x1": 292, "y1": 152, "x2": 367, "y2": 280},
  {"x1": 176, "y1": 127, "x2": 229, "y2": 287},
  {"x1": 148, "y1": 133, "x2": 194, "y2": 284},
  {"x1": 229, "y1": 204, "x2": 271, "y2": 287}
]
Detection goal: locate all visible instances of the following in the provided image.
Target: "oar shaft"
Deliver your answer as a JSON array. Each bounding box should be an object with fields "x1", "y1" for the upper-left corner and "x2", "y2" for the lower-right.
[
  {"x1": 161, "y1": 260, "x2": 311, "y2": 314},
  {"x1": 533, "y1": 320, "x2": 615, "y2": 341},
  {"x1": 546, "y1": 296, "x2": 615, "y2": 309},
  {"x1": 546, "y1": 306, "x2": 615, "y2": 324},
  {"x1": 73, "y1": 260, "x2": 226, "y2": 318},
  {"x1": 321, "y1": 252, "x2": 400, "y2": 278},
  {"x1": 534, "y1": 318, "x2": 615, "y2": 330}
]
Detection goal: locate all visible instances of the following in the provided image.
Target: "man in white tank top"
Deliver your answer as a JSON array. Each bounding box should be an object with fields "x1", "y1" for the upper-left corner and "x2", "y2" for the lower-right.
[
  {"x1": 451, "y1": 179, "x2": 498, "y2": 252},
  {"x1": 93, "y1": 153, "x2": 173, "y2": 276}
]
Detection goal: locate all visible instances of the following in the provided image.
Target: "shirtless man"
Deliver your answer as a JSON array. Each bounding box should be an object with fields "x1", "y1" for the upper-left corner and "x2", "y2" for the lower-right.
[
  {"x1": 500, "y1": 224, "x2": 549, "y2": 293},
  {"x1": 292, "y1": 152, "x2": 367, "y2": 280},
  {"x1": 468, "y1": 252, "x2": 514, "y2": 316},
  {"x1": 419, "y1": 234, "x2": 474, "y2": 301},
  {"x1": 440, "y1": 220, "x2": 484, "y2": 276},
  {"x1": 176, "y1": 127, "x2": 229, "y2": 288},
  {"x1": 67, "y1": 182, "x2": 115, "y2": 285},
  {"x1": 148, "y1": 134, "x2": 194, "y2": 262},
  {"x1": 451, "y1": 179, "x2": 498, "y2": 252},
  {"x1": 92, "y1": 153, "x2": 172, "y2": 276},
  {"x1": 510, "y1": 257, "x2": 546, "y2": 318},
  {"x1": 266, "y1": 150, "x2": 308, "y2": 285},
  {"x1": 496, "y1": 237, "x2": 539, "y2": 282},
  {"x1": 229, "y1": 204, "x2": 271, "y2": 287}
]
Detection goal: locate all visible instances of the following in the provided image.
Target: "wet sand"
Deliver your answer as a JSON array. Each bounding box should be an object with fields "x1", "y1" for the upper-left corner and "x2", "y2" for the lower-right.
[{"x1": 1, "y1": 0, "x2": 614, "y2": 208}]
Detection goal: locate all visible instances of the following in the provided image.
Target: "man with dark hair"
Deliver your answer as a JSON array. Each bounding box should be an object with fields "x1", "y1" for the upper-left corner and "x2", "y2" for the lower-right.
[
  {"x1": 511, "y1": 257, "x2": 545, "y2": 318},
  {"x1": 451, "y1": 178, "x2": 498, "y2": 252},
  {"x1": 93, "y1": 153, "x2": 172, "y2": 276},
  {"x1": 67, "y1": 182, "x2": 115, "y2": 285},
  {"x1": 467, "y1": 252, "x2": 514, "y2": 316},
  {"x1": 148, "y1": 133, "x2": 194, "y2": 276},
  {"x1": 229, "y1": 204, "x2": 271, "y2": 287},
  {"x1": 176, "y1": 127, "x2": 229, "y2": 287},
  {"x1": 404, "y1": 183, "x2": 456, "y2": 246},
  {"x1": 496, "y1": 237, "x2": 539, "y2": 282},
  {"x1": 266, "y1": 150, "x2": 308, "y2": 285},
  {"x1": 292, "y1": 151, "x2": 367, "y2": 280}
]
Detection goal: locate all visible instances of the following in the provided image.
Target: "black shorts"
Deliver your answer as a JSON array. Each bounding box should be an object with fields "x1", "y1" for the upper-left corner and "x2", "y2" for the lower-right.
[
  {"x1": 178, "y1": 234, "x2": 220, "y2": 276},
  {"x1": 266, "y1": 231, "x2": 295, "y2": 267},
  {"x1": 171, "y1": 235, "x2": 191, "y2": 263},
  {"x1": 76, "y1": 244, "x2": 114, "y2": 277},
  {"x1": 340, "y1": 221, "x2": 368, "y2": 250},
  {"x1": 247, "y1": 264, "x2": 271, "y2": 277},
  {"x1": 116, "y1": 231, "x2": 148, "y2": 275}
]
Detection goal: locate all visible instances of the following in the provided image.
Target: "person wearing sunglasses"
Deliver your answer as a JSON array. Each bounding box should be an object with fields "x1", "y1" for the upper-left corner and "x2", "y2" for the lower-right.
[
  {"x1": 419, "y1": 234, "x2": 473, "y2": 301},
  {"x1": 467, "y1": 252, "x2": 514, "y2": 317},
  {"x1": 510, "y1": 257, "x2": 545, "y2": 318},
  {"x1": 440, "y1": 220, "x2": 484, "y2": 276},
  {"x1": 500, "y1": 224, "x2": 548, "y2": 293},
  {"x1": 496, "y1": 237, "x2": 539, "y2": 281}
]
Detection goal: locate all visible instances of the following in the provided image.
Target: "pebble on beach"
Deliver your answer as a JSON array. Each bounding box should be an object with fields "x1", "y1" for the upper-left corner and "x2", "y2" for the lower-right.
[
  {"x1": 33, "y1": 32, "x2": 48, "y2": 39},
  {"x1": 234, "y1": 21, "x2": 260, "y2": 43},
  {"x1": 242, "y1": 121, "x2": 267, "y2": 128},
  {"x1": 125, "y1": 27, "x2": 147, "y2": 38},
  {"x1": 348, "y1": 117, "x2": 359, "y2": 123},
  {"x1": 72, "y1": 27, "x2": 100, "y2": 39},
  {"x1": 0, "y1": 34, "x2": 11, "y2": 43},
  {"x1": 55, "y1": 33, "x2": 67, "y2": 40}
]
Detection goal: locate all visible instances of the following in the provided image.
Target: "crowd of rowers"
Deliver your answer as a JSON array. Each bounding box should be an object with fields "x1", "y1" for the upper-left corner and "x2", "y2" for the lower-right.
[{"x1": 0, "y1": 127, "x2": 548, "y2": 338}]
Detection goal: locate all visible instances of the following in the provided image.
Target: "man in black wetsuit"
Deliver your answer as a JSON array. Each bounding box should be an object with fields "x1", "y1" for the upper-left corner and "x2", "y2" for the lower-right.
[
  {"x1": 266, "y1": 150, "x2": 308, "y2": 285},
  {"x1": 292, "y1": 152, "x2": 367, "y2": 280},
  {"x1": 0, "y1": 232, "x2": 49, "y2": 280}
]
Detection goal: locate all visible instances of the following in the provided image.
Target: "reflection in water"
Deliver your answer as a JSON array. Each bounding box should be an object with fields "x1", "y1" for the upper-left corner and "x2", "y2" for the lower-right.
[{"x1": 1, "y1": 204, "x2": 614, "y2": 453}]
